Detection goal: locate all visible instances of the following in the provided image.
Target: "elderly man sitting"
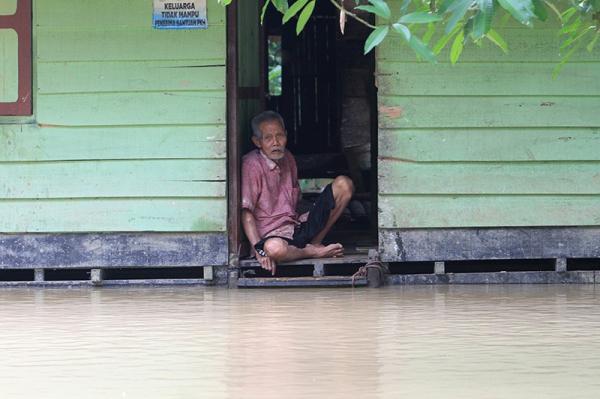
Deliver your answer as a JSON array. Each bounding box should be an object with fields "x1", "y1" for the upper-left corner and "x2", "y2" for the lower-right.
[{"x1": 241, "y1": 111, "x2": 354, "y2": 275}]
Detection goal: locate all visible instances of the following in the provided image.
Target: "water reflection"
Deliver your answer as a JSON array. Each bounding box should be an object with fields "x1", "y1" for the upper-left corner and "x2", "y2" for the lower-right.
[{"x1": 0, "y1": 286, "x2": 598, "y2": 398}]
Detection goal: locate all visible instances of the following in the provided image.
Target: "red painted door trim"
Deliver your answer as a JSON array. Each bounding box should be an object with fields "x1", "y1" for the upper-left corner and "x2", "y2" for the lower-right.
[{"x1": 0, "y1": 0, "x2": 32, "y2": 115}]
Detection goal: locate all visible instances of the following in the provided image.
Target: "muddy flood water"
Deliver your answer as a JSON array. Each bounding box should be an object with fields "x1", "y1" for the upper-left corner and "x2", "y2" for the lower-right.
[{"x1": 1, "y1": 285, "x2": 599, "y2": 399}]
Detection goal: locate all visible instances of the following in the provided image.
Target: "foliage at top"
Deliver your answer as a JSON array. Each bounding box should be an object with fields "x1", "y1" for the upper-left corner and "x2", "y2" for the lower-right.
[{"x1": 220, "y1": 0, "x2": 599, "y2": 74}]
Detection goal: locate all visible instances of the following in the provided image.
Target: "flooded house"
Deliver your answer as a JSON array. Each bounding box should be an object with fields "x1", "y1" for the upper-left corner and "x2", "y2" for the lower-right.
[{"x1": 1, "y1": 0, "x2": 599, "y2": 286}]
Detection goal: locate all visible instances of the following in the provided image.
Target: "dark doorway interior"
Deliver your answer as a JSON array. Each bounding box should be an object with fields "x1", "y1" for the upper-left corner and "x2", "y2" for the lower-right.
[{"x1": 240, "y1": 1, "x2": 378, "y2": 254}]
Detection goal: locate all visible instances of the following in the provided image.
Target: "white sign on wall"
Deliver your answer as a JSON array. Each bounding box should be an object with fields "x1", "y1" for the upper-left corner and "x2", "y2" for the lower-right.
[{"x1": 153, "y1": 0, "x2": 207, "y2": 30}]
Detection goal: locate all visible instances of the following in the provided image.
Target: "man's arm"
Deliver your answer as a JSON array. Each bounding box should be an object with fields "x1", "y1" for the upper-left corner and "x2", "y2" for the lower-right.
[
  {"x1": 241, "y1": 209, "x2": 261, "y2": 249},
  {"x1": 241, "y1": 209, "x2": 276, "y2": 275}
]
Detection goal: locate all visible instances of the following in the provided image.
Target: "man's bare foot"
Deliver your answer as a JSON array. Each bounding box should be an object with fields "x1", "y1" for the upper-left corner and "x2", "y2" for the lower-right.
[{"x1": 306, "y1": 243, "x2": 344, "y2": 258}]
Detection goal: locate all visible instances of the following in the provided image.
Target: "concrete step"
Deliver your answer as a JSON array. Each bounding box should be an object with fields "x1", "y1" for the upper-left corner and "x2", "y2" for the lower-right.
[{"x1": 240, "y1": 253, "x2": 372, "y2": 277}]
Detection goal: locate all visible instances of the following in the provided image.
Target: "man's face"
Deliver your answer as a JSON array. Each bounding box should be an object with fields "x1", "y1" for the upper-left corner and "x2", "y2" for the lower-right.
[{"x1": 252, "y1": 119, "x2": 287, "y2": 161}]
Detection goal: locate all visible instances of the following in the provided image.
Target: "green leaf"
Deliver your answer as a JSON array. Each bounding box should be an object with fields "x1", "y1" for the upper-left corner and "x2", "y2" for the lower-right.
[
  {"x1": 560, "y1": 26, "x2": 593, "y2": 50},
  {"x1": 450, "y1": 30, "x2": 465, "y2": 64},
  {"x1": 272, "y1": 0, "x2": 289, "y2": 13},
  {"x1": 355, "y1": 5, "x2": 390, "y2": 20},
  {"x1": 400, "y1": 0, "x2": 412, "y2": 13},
  {"x1": 560, "y1": 7, "x2": 577, "y2": 24},
  {"x1": 438, "y1": 0, "x2": 457, "y2": 14},
  {"x1": 472, "y1": 0, "x2": 494, "y2": 39},
  {"x1": 283, "y1": 0, "x2": 310, "y2": 23},
  {"x1": 399, "y1": 11, "x2": 443, "y2": 23},
  {"x1": 392, "y1": 23, "x2": 412, "y2": 41},
  {"x1": 445, "y1": 0, "x2": 471, "y2": 34},
  {"x1": 559, "y1": 18, "x2": 582, "y2": 35},
  {"x1": 463, "y1": 15, "x2": 474, "y2": 38},
  {"x1": 369, "y1": 0, "x2": 392, "y2": 19},
  {"x1": 532, "y1": 0, "x2": 547, "y2": 21},
  {"x1": 496, "y1": 0, "x2": 535, "y2": 25},
  {"x1": 296, "y1": 0, "x2": 315, "y2": 34},
  {"x1": 587, "y1": 32, "x2": 600, "y2": 52},
  {"x1": 423, "y1": 22, "x2": 437, "y2": 44},
  {"x1": 364, "y1": 25, "x2": 389, "y2": 54},
  {"x1": 432, "y1": 23, "x2": 462, "y2": 54},
  {"x1": 486, "y1": 28, "x2": 509, "y2": 53},
  {"x1": 408, "y1": 35, "x2": 437, "y2": 63},
  {"x1": 261, "y1": 0, "x2": 270, "y2": 24},
  {"x1": 218, "y1": 0, "x2": 233, "y2": 5}
]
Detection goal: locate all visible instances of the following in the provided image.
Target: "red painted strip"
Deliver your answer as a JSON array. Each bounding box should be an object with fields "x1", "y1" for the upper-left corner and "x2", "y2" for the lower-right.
[{"x1": 0, "y1": 0, "x2": 32, "y2": 115}]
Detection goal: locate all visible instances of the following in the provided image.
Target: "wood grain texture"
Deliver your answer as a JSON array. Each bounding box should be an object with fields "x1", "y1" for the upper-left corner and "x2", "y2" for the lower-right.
[
  {"x1": 378, "y1": 195, "x2": 600, "y2": 228},
  {"x1": 378, "y1": 128, "x2": 600, "y2": 162},
  {"x1": 0, "y1": 124, "x2": 225, "y2": 161},
  {"x1": 0, "y1": 233, "x2": 228, "y2": 267},
  {"x1": 377, "y1": 62, "x2": 600, "y2": 96},
  {"x1": 38, "y1": 61, "x2": 225, "y2": 94},
  {"x1": 36, "y1": 91, "x2": 226, "y2": 126},
  {"x1": 36, "y1": 27, "x2": 225, "y2": 62},
  {"x1": 0, "y1": 198, "x2": 226, "y2": 232},
  {"x1": 378, "y1": 96, "x2": 600, "y2": 128},
  {"x1": 35, "y1": 0, "x2": 225, "y2": 28},
  {"x1": 379, "y1": 227, "x2": 600, "y2": 262},
  {"x1": 0, "y1": 28, "x2": 18, "y2": 102},
  {"x1": 0, "y1": 159, "x2": 225, "y2": 199},
  {"x1": 0, "y1": 0, "x2": 230, "y2": 233},
  {"x1": 378, "y1": 161, "x2": 600, "y2": 194}
]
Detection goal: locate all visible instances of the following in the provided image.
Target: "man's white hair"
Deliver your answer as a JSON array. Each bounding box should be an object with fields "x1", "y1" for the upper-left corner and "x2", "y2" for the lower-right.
[{"x1": 251, "y1": 111, "x2": 286, "y2": 139}]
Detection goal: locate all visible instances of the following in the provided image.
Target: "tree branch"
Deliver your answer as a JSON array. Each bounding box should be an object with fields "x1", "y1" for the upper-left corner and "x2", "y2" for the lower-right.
[{"x1": 327, "y1": 0, "x2": 377, "y2": 29}]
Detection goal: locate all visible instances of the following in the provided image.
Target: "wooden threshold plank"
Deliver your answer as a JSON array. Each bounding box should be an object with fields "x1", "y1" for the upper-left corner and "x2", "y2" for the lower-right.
[{"x1": 237, "y1": 276, "x2": 368, "y2": 288}]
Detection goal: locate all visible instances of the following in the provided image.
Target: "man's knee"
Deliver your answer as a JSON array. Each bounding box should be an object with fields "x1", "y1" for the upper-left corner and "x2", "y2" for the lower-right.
[
  {"x1": 332, "y1": 175, "x2": 354, "y2": 198},
  {"x1": 263, "y1": 238, "x2": 288, "y2": 260}
]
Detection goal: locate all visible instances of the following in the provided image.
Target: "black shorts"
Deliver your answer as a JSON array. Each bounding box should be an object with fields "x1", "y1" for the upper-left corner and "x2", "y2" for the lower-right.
[{"x1": 254, "y1": 183, "x2": 335, "y2": 256}]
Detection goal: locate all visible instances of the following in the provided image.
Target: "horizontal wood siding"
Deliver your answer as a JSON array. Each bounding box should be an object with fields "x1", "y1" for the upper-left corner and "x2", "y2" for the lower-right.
[
  {"x1": 0, "y1": 0, "x2": 226, "y2": 233},
  {"x1": 377, "y1": 12, "x2": 600, "y2": 229}
]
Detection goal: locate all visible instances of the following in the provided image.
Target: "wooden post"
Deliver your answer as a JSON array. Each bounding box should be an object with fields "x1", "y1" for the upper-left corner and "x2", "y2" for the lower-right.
[
  {"x1": 434, "y1": 261, "x2": 445, "y2": 274},
  {"x1": 368, "y1": 249, "x2": 379, "y2": 261},
  {"x1": 91, "y1": 269, "x2": 104, "y2": 286},
  {"x1": 555, "y1": 258, "x2": 567, "y2": 272},
  {"x1": 203, "y1": 266, "x2": 214, "y2": 281},
  {"x1": 228, "y1": 269, "x2": 239, "y2": 288},
  {"x1": 313, "y1": 262, "x2": 325, "y2": 277},
  {"x1": 34, "y1": 268, "x2": 44, "y2": 282},
  {"x1": 226, "y1": 0, "x2": 240, "y2": 283}
]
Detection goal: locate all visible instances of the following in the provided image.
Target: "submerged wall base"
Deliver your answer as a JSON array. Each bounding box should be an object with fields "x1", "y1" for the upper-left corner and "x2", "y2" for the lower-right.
[
  {"x1": 387, "y1": 271, "x2": 598, "y2": 285},
  {"x1": 380, "y1": 227, "x2": 600, "y2": 262},
  {"x1": 0, "y1": 233, "x2": 228, "y2": 268}
]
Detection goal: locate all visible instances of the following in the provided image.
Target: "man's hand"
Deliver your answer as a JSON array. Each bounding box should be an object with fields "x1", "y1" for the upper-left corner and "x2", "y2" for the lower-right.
[{"x1": 256, "y1": 253, "x2": 277, "y2": 276}]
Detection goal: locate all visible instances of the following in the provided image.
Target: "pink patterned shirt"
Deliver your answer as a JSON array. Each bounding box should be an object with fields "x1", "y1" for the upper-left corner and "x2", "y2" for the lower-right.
[{"x1": 241, "y1": 149, "x2": 302, "y2": 240}]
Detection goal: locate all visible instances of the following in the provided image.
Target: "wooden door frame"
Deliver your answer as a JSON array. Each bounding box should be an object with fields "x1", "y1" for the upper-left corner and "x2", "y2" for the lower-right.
[
  {"x1": 226, "y1": 2, "x2": 240, "y2": 266},
  {"x1": 227, "y1": 1, "x2": 268, "y2": 267}
]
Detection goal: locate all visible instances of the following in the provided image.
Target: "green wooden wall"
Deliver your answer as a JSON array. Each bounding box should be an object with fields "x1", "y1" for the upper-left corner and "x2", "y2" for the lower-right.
[
  {"x1": 0, "y1": 27, "x2": 18, "y2": 102},
  {"x1": 377, "y1": 14, "x2": 600, "y2": 229},
  {"x1": 0, "y1": 0, "x2": 226, "y2": 232}
]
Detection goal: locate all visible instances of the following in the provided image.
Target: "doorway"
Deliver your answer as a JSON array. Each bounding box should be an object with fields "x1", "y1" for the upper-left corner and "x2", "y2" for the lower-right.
[{"x1": 234, "y1": 1, "x2": 378, "y2": 257}]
